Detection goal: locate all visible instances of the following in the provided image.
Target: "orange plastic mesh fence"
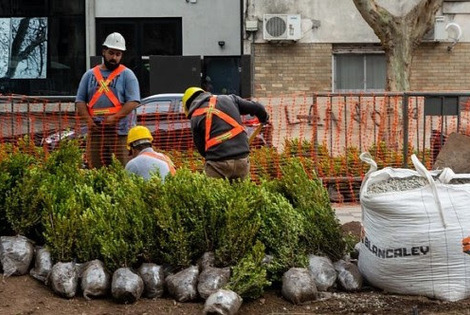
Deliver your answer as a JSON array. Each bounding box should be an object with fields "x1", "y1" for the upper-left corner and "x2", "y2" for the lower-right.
[{"x1": 1, "y1": 92, "x2": 470, "y2": 203}]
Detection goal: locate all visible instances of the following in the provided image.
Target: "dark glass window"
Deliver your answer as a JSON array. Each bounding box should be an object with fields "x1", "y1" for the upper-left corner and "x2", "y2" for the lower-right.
[
  {"x1": 96, "y1": 18, "x2": 182, "y2": 97},
  {"x1": 0, "y1": 0, "x2": 85, "y2": 95},
  {"x1": 203, "y1": 57, "x2": 241, "y2": 95},
  {"x1": 0, "y1": 0, "x2": 47, "y2": 17},
  {"x1": 49, "y1": 0, "x2": 84, "y2": 15},
  {"x1": 46, "y1": 16, "x2": 86, "y2": 95}
]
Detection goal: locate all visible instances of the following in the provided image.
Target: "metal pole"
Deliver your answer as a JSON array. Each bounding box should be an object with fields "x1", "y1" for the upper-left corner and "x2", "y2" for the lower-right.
[{"x1": 402, "y1": 93, "x2": 409, "y2": 168}]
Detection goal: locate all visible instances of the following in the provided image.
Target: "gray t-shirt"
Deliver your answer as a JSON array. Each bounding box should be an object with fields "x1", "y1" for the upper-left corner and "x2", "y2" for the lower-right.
[
  {"x1": 75, "y1": 66, "x2": 140, "y2": 135},
  {"x1": 125, "y1": 147, "x2": 173, "y2": 181}
]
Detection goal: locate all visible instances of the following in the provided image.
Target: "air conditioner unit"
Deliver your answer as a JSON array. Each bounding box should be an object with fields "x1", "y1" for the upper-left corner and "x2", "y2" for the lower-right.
[{"x1": 263, "y1": 14, "x2": 301, "y2": 41}]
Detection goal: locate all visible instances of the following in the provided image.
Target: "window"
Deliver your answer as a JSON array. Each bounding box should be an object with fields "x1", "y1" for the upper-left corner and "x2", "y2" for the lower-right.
[
  {"x1": 96, "y1": 18, "x2": 182, "y2": 97},
  {"x1": 0, "y1": 17, "x2": 48, "y2": 79},
  {"x1": 0, "y1": 0, "x2": 85, "y2": 95},
  {"x1": 202, "y1": 57, "x2": 241, "y2": 95},
  {"x1": 137, "y1": 100, "x2": 172, "y2": 115},
  {"x1": 333, "y1": 53, "x2": 386, "y2": 92}
]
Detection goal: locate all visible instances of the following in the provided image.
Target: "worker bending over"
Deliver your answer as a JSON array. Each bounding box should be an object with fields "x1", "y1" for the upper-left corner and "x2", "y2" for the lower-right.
[{"x1": 182, "y1": 87, "x2": 269, "y2": 181}]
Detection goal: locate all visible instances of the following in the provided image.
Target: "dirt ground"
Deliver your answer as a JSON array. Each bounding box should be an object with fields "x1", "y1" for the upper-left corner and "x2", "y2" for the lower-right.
[{"x1": 2, "y1": 222, "x2": 470, "y2": 315}]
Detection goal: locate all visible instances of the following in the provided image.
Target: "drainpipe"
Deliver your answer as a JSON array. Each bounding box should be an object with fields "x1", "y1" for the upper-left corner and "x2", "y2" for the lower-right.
[
  {"x1": 240, "y1": 0, "x2": 244, "y2": 56},
  {"x1": 85, "y1": 0, "x2": 96, "y2": 69}
]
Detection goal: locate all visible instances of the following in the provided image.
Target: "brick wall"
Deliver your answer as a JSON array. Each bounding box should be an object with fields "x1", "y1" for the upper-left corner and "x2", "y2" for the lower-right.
[
  {"x1": 411, "y1": 42, "x2": 470, "y2": 91},
  {"x1": 253, "y1": 43, "x2": 332, "y2": 97},
  {"x1": 253, "y1": 42, "x2": 470, "y2": 96}
]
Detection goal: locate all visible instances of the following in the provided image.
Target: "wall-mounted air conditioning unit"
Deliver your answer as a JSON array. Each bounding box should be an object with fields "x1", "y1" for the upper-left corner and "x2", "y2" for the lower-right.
[{"x1": 263, "y1": 14, "x2": 301, "y2": 41}]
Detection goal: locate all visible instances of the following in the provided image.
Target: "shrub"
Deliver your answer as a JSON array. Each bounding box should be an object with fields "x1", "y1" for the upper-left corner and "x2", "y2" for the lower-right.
[
  {"x1": 0, "y1": 142, "x2": 43, "y2": 236},
  {"x1": 5, "y1": 165, "x2": 45, "y2": 239},
  {"x1": 265, "y1": 158, "x2": 346, "y2": 260},
  {"x1": 40, "y1": 141, "x2": 87, "y2": 261},
  {"x1": 256, "y1": 188, "x2": 307, "y2": 282},
  {"x1": 226, "y1": 240, "x2": 270, "y2": 300},
  {"x1": 80, "y1": 161, "x2": 153, "y2": 270},
  {"x1": 151, "y1": 169, "x2": 227, "y2": 267},
  {"x1": 214, "y1": 179, "x2": 262, "y2": 266}
]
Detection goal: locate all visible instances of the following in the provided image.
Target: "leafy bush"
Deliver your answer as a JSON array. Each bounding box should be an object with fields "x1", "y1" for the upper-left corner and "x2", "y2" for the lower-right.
[
  {"x1": 265, "y1": 158, "x2": 346, "y2": 260},
  {"x1": 41, "y1": 177, "x2": 85, "y2": 261},
  {"x1": 40, "y1": 140, "x2": 87, "y2": 261},
  {"x1": 256, "y1": 188, "x2": 307, "y2": 282},
  {"x1": 214, "y1": 179, "x2": 262, "y2": 266},
  {"x1": 0, "y1": 171, "x2": 13, "y2": 236},
  {"x1": 80, "y1": 161, "x2": 153, "y2": 270},
  {"x1": 150, "y1": 169, "x2": 228, "y2": 267},
  {"x1": 5, "y1": 165, "x2": 45, "y2": 238},
  {"x1": 0, "y1": 141, "x2": 43, "y2": 236},
  {"x1": 0, "y1": 139, "x2": 356, "y2": 297},
  {"x1": 250, "y1": 147, "x2": 282, "y2": 181},
  {"x1": 226, "y1": 240, "x2": 271, "y2": 300}
]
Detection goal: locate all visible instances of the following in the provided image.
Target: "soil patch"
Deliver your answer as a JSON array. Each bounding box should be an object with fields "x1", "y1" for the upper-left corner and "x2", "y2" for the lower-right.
[{"x1": 2, "y1": 275, "x2": 470, "y2": 314}]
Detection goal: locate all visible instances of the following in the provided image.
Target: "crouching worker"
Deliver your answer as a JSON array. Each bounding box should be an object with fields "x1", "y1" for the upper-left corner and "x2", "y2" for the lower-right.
[{"x1": 125, "y1": 126, "x2": 175, "y2": 181}]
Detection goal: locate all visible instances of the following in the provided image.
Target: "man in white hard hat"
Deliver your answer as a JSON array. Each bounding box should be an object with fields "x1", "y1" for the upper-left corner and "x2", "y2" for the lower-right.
[{"x1": 76, "y1": 32, "x2": 141, "y2": 168}]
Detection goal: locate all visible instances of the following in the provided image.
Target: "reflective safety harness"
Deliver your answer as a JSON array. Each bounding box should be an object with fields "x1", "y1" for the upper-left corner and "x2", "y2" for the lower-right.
[
  {"x1": 87, "y1": 65, "x2": 126, "y2": 116},
  {"x1": 192, "y1": 96, "x2": 245, "y2": 151},
  {"x1": 141, "y1": 151, "x2": 176, "y2": 175}
]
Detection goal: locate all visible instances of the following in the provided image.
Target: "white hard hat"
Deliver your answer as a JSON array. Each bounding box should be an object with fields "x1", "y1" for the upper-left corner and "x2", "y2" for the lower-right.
[{"x1": 102, "y1": 32, "x2": 126, "y2": 51}]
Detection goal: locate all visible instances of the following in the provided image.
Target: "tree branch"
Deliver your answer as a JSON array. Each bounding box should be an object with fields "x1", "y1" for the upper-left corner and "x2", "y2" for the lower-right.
[
  {"x1": 352, "y1": 0, "x2": 396, "y2": 43},
  {"x1": 405, "y1": 0, "x2": 443, "y2": 44}
]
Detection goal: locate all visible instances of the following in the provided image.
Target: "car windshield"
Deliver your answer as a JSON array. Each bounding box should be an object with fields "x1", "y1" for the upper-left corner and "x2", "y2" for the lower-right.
[
  {"x1": 175, "y1": 100, "x2": 184, "y2": 113},
  {"x1": 136, "y1": 100, "x2": 172, "y2": 115}
]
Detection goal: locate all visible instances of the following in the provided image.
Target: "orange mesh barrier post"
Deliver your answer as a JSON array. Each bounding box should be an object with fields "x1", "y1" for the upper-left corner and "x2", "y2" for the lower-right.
[{"x1": 391, "y1": 95, "x2": 401, "y2": 168}]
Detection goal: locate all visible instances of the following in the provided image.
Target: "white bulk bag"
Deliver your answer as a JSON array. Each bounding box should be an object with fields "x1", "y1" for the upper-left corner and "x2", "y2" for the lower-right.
[{"x1": 358, "y1": 153, "x2": 470, "y2": 301}]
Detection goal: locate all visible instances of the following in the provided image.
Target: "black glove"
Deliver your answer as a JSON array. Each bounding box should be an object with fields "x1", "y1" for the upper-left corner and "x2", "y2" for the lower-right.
[{"x1": 261, "y1": 113, "x2": 270, "y2": 125}]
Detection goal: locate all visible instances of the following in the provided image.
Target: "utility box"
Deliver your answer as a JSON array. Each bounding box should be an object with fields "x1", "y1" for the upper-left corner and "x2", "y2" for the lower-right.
[
  {"x1": 246, "y1": 20, "x2": 258, "y2": 32},
  {"x1": 434, "y1": 16, "x2": 447, "y2": 41}
]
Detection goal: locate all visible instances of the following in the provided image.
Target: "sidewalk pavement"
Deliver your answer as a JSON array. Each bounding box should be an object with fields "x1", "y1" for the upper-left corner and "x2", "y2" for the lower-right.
[{"x1": 332, "y1": 203, "x2": 362, "y2": 224}]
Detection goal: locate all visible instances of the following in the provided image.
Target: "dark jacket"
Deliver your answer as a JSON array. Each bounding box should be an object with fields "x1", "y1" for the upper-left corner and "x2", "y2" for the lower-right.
[{"x1": 187, "y1": 92, "x2": 268, "y2": 161}]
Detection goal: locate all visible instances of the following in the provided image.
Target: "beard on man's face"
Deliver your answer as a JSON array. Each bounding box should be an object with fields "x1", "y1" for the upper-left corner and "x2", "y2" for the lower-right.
[{"x1": 104, "y1": 58, "x2": 120, "y2": 71}]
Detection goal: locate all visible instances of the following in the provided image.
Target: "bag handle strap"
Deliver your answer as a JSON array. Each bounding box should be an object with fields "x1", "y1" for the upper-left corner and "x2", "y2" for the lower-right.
[{"x1": 411, "y1": 154, "x2": 447, "y2": 228}]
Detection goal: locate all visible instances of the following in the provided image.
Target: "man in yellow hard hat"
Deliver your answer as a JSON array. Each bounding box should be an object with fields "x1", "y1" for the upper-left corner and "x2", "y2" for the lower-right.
[
  {"x1": 76, "y1": 32, "x2": 140, "y2": 168},
  {"x1": 182, "y1": 87, "x2": 269, "y2": 181},
  {"x1": 125, "y1": 126, "x2": 175, "y2": 181}
]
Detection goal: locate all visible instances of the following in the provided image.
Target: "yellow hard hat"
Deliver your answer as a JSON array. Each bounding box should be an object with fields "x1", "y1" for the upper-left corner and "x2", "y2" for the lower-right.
[
  {"x1": 127, "y1": 126, "x2": 153, "y2": 150},
  {"x1": 182, "y1": 87, "x2": 204, "y2": 116}
]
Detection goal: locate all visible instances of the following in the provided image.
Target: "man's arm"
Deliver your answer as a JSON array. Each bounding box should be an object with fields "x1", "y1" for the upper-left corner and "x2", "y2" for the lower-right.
[
  {"x1": 191, "y1": 118, "x2": 206, "y2": 157},
  {"x1": 103, "y1": 101, "x2": 139, "y2": 125},
  {"x1": 232, "y1": 95, "x2": 269, "y2": 123},
  {"x1": 76, "y1": 101, "x2": 101, "y2": 132}
]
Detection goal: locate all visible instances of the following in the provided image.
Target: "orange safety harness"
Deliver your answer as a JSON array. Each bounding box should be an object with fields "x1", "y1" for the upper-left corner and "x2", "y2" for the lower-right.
[
  {"x1": 141, "y1": 151, "x2": 176, "y2": 175},
  {"x1": 192, "y1": 96, "x2": 245, "y2": 150},
  {"x1": 87, "y1": 65, "x2": 126, "y2": 116}
]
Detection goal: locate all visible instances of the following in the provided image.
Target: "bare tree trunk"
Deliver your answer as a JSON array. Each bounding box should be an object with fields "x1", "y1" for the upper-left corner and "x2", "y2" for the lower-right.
[
  {"x1": 386, "y1": 28, "x2": 413, "y2": 91},
  {"x1": 352, "y1": 0, "x2": 443, "y2": 91},
  {"x1": 5, "y1": 18, "x2": 30, "y2": 78}
]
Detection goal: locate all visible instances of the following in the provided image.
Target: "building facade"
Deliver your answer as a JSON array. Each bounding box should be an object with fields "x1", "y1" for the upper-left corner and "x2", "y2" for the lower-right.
[{"x1": 246, "y1": 0, "x2": 470, "y2": 96}]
